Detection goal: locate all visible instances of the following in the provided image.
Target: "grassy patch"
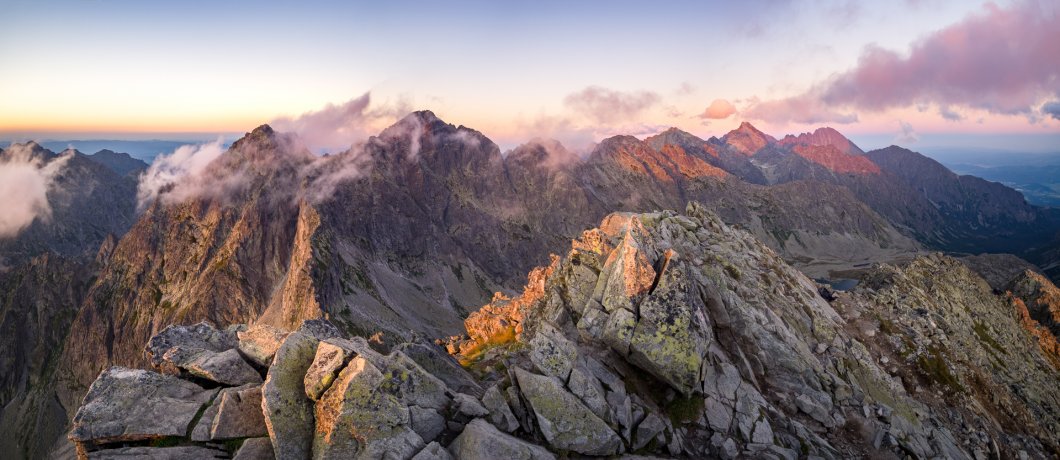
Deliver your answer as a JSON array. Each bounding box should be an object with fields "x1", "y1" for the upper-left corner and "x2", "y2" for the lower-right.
[
  {"x1": 665, "y1": 394, "x2": 705, "y2": 425},
  {"x1": 916, "y1": 346, "x2": 963, "y2": 393},
  {"x1": 458, "y1": 326, "x2": 518, "y2": 367},
  {"x1": 973, "y1": 322, "x2": 1008, "y2": 355}
]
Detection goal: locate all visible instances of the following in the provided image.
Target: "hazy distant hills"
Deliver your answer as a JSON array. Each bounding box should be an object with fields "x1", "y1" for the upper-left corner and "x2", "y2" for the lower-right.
[{"x1": 2, "y1": 112, "x2": 1060, "y2": 458}]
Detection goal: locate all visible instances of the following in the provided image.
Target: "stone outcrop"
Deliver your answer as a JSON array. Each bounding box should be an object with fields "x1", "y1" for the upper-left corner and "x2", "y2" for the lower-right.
[{"x1": 66, "y1": 206, "x2": 1060, "y2": 459}]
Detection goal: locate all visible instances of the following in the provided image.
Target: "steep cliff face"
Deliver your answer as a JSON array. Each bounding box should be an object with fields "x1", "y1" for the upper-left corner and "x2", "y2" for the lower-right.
[
  {"x1": 0, "y1": 254, "x2": 96, "y2": 460},
  {"x1": 55, "y1": 126, "x2": 315, "y2": 420}
]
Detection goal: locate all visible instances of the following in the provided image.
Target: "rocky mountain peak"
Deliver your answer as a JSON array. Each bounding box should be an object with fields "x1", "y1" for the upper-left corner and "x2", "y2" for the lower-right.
[
  {"x1": 722, "y1": 121, "x2": 776, "y2": 155},
  {"x1": 779, "y1": 127, "x2": 865, "y2": 155}
]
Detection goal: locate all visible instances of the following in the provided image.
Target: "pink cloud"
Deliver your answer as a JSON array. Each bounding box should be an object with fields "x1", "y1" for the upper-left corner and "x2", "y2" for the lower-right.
[
  {"x1": 747, "y1": 0, "x2": 1060, "y2": 123},
  {"x1": 699, "y1": 99, "x2": 737, "y2": 120},
  {"x1": 742, "y1": 94, "x2": 858, "y2": 125}
]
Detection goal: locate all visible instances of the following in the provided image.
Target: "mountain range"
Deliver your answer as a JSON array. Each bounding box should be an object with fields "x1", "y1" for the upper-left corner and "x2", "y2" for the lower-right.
[{"x1": 1, "y1": 112, "x2": 1059, "y2": 459}]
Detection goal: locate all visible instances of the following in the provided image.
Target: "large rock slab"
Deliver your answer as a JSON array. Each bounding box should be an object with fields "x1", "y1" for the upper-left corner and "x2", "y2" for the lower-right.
[
  {"x1": 180, "y1": 348, "x2": 262, "y2": 386},
  {"x1": 513, "y1": 367, "x2": 622, "y2": 456},
  {"x1": 86, "y1": 446, "x2": 228, "y2": 459},
  {"x1": 146, "y1": 322, "x2": 261, "y2": 386},
  {"x1": 313, "y1": 355, "x2": 424, "y2": 460},
  {"x1": 411, "y1": 441, "x2": 452, "y2": 460},
  {"x1": 145, "y1": 322, "x2": 237, "y2": 368},
  {"x1": 238, "y1": 323, "x2": 290, "y2": 367},
  {"x1": 261, "y1": 320, "x2": 339, "y2": 460},
  {"x1": 447, "y1": 418, "x2": 555, "y2": 460},
  {"x1": 626, "y1": 262, "x2": 707, "y2": 396},
  {"x1": 481, "y1": 384, "x2": 519, "y2": 432},
  {"x1": 211, "y1": 384, "x2": 267, "y2": 439},
  {"x1": 69, "y1": 367, "x2": 216, "y2": 444}
]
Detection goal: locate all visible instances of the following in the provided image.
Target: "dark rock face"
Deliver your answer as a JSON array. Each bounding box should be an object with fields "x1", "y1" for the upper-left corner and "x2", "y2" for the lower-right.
[{"x1": 85, "y1": 150, "x2": 148, "y2": 178}]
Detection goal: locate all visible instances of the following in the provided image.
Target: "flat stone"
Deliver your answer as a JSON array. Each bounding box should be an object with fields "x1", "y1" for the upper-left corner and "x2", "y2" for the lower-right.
[
  {"x1": 633, "y1": 413, "x2": 666, "y2": 450},
  {"x1": 795, "y1": 393, "x2": 834, "y2": 427},
  {"x1": 179, "y1": 348, "x2": 262, "y2": 386},
  {"x1": 513, "y1": 367, "x2": 622, "y2": 456},
  {"x1": 261, "y1": 320, "x2": 339, "y2": 460},
  {"x1": 69, "y1": 367, "x2": 215, "y2": 443},
  {"x1": 452, "y1": 392, "x2": 489, "y2": 420},
  {"x1": 211, "y1": 385, "x2": 267, "y2": 439},
  {"x1": 238, "y1": 324, "x2": 290, "y2": 367},
  {"x1": 145, "y1": 322, "x2": 237, "y2": 369},
  {"x1": 481, "y1": 385, "x2": 519, "y2": 432},
  {"x1": 409, "y1": 405, "x2": 446, "y2": 443},
  {"x1": 447, "y1": 419, "x2": 555, "y2": 460},
  {"x1": 86, "y1": 446, "x2": 228, "y2": 459},
  {"x1": 145, "y1": 323, "x2": 259, "y2": 386},
  {"x1": 412, "y1": 441, "x2": 453, "y2": 460},
  {"x1": 232, "y1": 438, "x2": 274, "y2": 460}
]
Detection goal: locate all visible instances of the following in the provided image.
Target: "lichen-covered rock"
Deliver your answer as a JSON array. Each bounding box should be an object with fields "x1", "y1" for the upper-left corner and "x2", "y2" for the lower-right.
[
  {"x1": 69, "y1": 367, "x2": 216, "y2": 445},
  {"x1": 513, "y1": 367, "x2": 622, "y2": 456},
  {"x1": 85, "y1": 446, "x2": 228, "y2": 459},
  {"x1": 527, "y1": 323, "x2": 577, "y2": 380},
  {"x1": 261, "y1": 320, "x2": 339, "y2": 460},
  {"x1": 481, "y1": 385, "x2": 519, "y2": 432},
  {"x1": 626, "y1": 261, "x2": 708, "y2": 396},
  {"x1": 447, "y1": 419, "x2": 555, "y2": 460},
  {"x1": 313, "y1": 356, "x2": 424, "y2": 460},
  {"x1": 238, "y1": 324, "x2": 290, "y2": 367},
  {"x1": 304, "y1": 339, "x2": 356, "y2": 400}
]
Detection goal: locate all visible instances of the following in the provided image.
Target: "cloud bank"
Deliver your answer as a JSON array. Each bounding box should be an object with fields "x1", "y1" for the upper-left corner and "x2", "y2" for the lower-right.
[
  {"x1": 746, "y1": 0, "x2": 1060, "y2": 123},
  {"x1": 0, "y1": 144, "x2": 73, "y2": 238},
  {"x1": 564, "y1": 86, "x2": 661, "y2": 124}
]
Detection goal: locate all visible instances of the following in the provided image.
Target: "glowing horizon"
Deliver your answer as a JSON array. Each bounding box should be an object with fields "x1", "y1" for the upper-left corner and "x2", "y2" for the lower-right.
[{"x1": 2, "y1": 0, "x2": 1058, "y2": 152}]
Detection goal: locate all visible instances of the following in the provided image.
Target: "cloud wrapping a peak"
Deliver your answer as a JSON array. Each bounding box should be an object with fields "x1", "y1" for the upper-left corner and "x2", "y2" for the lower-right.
[
  {"x1": 271, "y1": 92, "x2": 410, "y2": 153},
  {"x1": 136, "y1": 139, "x2": 226, "y2": 210},
  {"x1": 0, "y1": 145, "x2": 73, "y2": 238}
]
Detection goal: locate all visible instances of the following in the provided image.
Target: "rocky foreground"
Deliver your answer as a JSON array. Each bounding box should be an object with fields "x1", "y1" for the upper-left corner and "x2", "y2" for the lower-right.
[{"x1": 68, "y1": 204, "x2": 1060, "y2": 459}]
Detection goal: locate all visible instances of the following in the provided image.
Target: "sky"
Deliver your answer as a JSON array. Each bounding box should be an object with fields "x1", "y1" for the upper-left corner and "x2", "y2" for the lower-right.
[{"x1": 1, "y1": 0, "x2": 1058, "y2": 153}]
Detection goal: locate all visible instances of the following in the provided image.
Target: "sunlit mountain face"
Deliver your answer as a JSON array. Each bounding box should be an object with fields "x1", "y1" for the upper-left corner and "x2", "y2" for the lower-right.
[{"x1": 2, "y1": 1, "x2": 1059, "y2": 460}]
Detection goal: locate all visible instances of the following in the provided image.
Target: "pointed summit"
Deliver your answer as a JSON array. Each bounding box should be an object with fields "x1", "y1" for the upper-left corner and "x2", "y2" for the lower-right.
[
  {"x1": 722, "y1": 122, "x2": 775, "y2": 156},
  {"x1": 779, "y1": 126, "x2": 864, "y2": 155}
]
